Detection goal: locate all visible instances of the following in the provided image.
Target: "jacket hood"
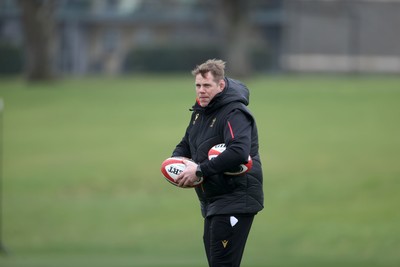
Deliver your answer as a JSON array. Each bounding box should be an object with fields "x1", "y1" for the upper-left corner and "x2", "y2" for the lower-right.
[{"x1": 192, "y1": 77, "x2": 250, "y2": 111}]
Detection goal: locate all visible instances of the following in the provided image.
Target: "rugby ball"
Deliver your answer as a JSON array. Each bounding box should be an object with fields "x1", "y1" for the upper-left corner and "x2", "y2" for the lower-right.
[
  {"x1": 208, "y1": 143, "x2": 253, "y2": 175},
  {"x1": 160, "y1": 157, "x2": 203, "y2": 187}
]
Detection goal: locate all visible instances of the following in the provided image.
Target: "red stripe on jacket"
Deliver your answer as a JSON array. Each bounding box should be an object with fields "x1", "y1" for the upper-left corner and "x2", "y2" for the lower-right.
[{"x1": 228, "y1": 121, "x2": 235, "y2": 139}]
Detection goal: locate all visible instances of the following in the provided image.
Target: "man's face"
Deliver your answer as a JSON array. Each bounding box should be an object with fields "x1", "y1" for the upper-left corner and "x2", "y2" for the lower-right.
[{"x1": 195, "y1": 72, "x2": 225, "y2": 107}]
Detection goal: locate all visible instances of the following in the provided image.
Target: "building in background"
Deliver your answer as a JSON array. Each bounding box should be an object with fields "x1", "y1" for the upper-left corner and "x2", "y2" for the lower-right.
[
  {"x1": 0, "y1": 0, "x2": 399, "y2": 75},
  {"x1": 282, "y1": 0, "x2": 400, "y2": 73}
]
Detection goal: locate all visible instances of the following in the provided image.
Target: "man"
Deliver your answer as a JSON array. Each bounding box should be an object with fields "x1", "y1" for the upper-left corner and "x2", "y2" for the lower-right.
[{"x1": 172, "y1": 59, "x2": 264, "y2": 267}]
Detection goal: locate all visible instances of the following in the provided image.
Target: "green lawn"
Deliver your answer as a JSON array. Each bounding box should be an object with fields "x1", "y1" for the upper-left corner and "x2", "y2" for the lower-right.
[{"x1": 0, "y1": 75, "x2": 399, "y2": 267}]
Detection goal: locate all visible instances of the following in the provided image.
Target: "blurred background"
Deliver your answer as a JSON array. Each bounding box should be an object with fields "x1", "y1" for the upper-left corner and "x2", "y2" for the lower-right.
[
  {"x1": 1, "y1": 0, "x2": 400, "y2": 79},
  {"x1": 0, "y1": 1, "x2": 400, "y2": 267}
]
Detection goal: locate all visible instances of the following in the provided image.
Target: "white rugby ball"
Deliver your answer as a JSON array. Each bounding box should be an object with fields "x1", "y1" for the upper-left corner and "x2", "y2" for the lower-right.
[
  {"x1": 160, "y1": 157, "x2": 203, "y2": 187},
  {"x1": 208, "y1": 143, "x2": 253, "y2": 175}
]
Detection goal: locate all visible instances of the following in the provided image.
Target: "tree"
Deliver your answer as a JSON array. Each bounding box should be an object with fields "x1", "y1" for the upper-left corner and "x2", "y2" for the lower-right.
[
  {"x1": 216, "y1": 0, "x2": 253, "y2": 77},
  {"x1": 17, "y1": 0, "x2": 57, "y2": 81}
]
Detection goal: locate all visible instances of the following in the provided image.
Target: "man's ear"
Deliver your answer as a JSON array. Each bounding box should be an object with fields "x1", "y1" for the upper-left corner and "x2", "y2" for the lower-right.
[{"x1": 219, "y1": 79, "x2": 226, "y2": 91}]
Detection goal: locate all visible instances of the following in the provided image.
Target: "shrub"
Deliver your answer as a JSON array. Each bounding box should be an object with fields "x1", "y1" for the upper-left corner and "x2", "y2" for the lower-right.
[{"x1": 0, "y1": 42, "x2": 23, "y2": 74}]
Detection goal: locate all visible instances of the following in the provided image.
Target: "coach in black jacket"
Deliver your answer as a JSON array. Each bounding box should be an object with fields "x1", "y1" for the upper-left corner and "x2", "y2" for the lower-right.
[{"x1": 172, "y1": 59, "x2": 264, "y2": 267}]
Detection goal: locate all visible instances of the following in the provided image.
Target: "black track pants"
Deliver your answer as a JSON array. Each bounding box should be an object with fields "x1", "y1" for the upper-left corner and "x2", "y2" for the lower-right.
[{"x1": 203, "y1": 214, "x2": 255, "y2": 267}]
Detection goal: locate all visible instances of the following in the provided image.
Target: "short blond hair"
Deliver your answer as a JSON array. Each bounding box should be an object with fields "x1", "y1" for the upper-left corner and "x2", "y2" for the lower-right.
[{"x1": 191, "y1": 59, "x2": 226, "y2": 82}]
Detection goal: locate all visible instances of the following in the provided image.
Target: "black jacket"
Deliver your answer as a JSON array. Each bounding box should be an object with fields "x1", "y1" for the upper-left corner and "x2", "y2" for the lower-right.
[{"x1": 172, "y1": 77, "x2": 264, "y2": 218}]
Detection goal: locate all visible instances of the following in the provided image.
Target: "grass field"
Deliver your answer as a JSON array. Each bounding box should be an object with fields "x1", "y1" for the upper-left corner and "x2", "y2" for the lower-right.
[{"x1": 0, "y1": 74, "x2": 399, "y2": 267}]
